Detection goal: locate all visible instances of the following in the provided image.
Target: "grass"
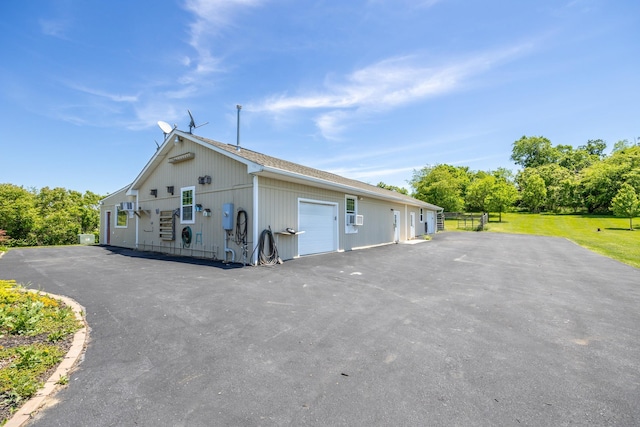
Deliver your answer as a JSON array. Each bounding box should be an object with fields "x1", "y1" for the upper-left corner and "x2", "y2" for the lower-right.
[
  {"x1": 447, "y1": 213, "x2": 640, "y2": 269},
  {"x1": 0, "y1": 280, "x2": 82, "y2": 424}
]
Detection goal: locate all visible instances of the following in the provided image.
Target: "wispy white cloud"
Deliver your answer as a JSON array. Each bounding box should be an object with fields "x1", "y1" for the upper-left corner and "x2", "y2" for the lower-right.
[
  {"x1": 180, "y1": 0, "x2": 264, "y2": 85},
  {"x1": 251, "y1": 43, "x2": 534, "y2": 139},
  {"x1": 329, "y1": 164, "x2": 420, "y2": 180},
  {"x1": 66, "y1": 83, "x2": 139, "y2": 103}
]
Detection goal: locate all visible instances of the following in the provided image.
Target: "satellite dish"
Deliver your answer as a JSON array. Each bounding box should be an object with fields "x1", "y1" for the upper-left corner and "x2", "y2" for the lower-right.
[
  {"x1": 187, "y1": 109, "x2": 209, "y2": 134},
  {"x1": 157, "y1": 120, "x2": 173, "y2": 135}
]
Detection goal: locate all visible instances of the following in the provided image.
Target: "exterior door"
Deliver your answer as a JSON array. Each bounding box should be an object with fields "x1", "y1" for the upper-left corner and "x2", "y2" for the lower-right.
[
  {"x1": 298, "y1": 200, "x2": 338, "y2": 255},
  {"x1": 410, "y1": 212, "x2": 416, "y2": 239},
  {"x1": 426, "y1": 211, "x2": 435, "y2": 234},
  {"x1": 393, "y1": 210, "x2": 400, "y2": 242}
]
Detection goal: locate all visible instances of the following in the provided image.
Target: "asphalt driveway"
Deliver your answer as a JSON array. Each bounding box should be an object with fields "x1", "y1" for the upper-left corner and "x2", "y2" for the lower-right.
[{"x1": 1, "y1": 232, "x2": 639, "y2": 426}]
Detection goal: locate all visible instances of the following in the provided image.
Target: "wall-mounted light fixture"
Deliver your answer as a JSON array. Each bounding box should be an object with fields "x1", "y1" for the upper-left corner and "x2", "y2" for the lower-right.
[
  {"x1": 150, "y1": 189, "x2": 158, "y2": 198},
  {"x1": 167, "y1": 186, "x2": 174, "y2": 195},
  {"x1": 198, "y1": 175, "x2": 212, "y2": 185},
  {"x1": 174, "y1": 135, "x2": 181, "y2": 144},
  {"x1": 196, "y1": 204, "x2": 203, "y2": 212}
]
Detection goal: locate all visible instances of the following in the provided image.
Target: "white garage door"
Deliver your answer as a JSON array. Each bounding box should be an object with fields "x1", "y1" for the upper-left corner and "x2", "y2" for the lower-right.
[{"x1": 298, "y1": 201, "x2": 338, "y2": 256}]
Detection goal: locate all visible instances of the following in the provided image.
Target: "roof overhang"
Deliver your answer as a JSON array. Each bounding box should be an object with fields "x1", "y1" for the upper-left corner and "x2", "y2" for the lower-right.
[{"x1": 254, "y1": 166, "x2": 441, "y2": 210}]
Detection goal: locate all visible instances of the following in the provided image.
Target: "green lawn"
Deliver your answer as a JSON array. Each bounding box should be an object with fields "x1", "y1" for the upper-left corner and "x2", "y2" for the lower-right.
[{"x1": 446, "y1": 213, "x2": 640, "y2": 269}]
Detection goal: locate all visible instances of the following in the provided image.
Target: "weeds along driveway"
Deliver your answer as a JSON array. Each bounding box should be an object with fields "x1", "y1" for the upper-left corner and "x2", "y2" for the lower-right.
[{"x1": 1, "y1": 233, "x2": 640, "y2": 426}]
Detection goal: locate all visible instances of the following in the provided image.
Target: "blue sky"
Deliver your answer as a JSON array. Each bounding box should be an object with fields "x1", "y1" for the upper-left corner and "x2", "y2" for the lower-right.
[{"x1": 1, "y1": 0, "x2": 639, "y2": 195}]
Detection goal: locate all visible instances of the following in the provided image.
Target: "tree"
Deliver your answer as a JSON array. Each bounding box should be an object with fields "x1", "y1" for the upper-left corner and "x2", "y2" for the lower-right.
[
  {"x1": 530, "y1": 164, "x2": 572, "y2": 212},
  {"x1": 486, "y1": 180, "x2": 519, "y2": 222},
  {"x1": 0, "y1": 184, "x2": 38, "y2": 246},
  {"x1": 611, "y1": 183, "x2": 640, "y2": 230},
  {"x1": 511, "y1": 136, "x2": 559, "y2": 168},
  {"x1": 579, "y1": 139, "x2": 607, "y2": 159},
  {"x1": 465, "y1": 175, "x2": 495, "y2": 212},
  {"x1": 579, "y1": 146, "x2": 640, "y2": 213},
  {"x1": 410, "y1": 164, "x2": 470, "y2": 212},
  {"x1": 0, "y1": 184, "x2": 103, "y2": 247},
  {"x1": 377, "y1": 182, "x2": 408, "y2": 195},
  {"x1": 519, "y1": 173, "x2": 547, "y2": 212},
  {"x1": 612, "y1": 139, "x2": 632, "y2": 153}
]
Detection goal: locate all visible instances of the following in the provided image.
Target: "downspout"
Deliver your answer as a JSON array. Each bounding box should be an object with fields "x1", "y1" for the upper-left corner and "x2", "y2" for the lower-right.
[{"x1": 252, "y1": 175, "x2": 259, "y2": 265}]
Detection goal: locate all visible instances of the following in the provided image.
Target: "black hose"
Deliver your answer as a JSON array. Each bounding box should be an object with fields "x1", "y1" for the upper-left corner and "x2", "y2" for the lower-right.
[
  {"x1": 235, "y1": 209, "x2": 248, "y2": 246},
  {"x1": 257, "y1": 227, "x2": 282, "y2": 265}
]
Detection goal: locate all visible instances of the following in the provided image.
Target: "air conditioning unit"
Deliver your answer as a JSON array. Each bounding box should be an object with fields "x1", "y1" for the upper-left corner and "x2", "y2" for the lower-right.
[
  {"x1": 120, "y1": 202, "x2": 134, "y2": 210},
  {"x1": 347, "y1": 214, "x2": 364, "y2": 226}
]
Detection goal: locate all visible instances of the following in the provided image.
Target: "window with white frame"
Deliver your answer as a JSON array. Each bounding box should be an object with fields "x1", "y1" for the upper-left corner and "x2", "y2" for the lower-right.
[
  {"x1": 419, "y1": 208, "x2": 424, "y2": 222},
  {"x1": 345, "y1": 195, "x2": 358, "y2": 233},
  {"x1": 181, "y1": 186, "x2": 195, "y2": 224},
  {"x1": 116, "y1": 206, "x2": 128, "y2": 228}
]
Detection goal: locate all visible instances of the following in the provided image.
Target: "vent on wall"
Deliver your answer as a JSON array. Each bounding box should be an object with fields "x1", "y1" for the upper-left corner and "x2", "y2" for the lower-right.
[{"x1": 198, "y1": 175, "x2": 212, "y2": 185}]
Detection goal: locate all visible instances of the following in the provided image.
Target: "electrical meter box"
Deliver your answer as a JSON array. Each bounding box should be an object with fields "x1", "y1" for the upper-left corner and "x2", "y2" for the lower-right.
[{"x1": 222, "y1": 203, "x2": 234, "y2": 230}]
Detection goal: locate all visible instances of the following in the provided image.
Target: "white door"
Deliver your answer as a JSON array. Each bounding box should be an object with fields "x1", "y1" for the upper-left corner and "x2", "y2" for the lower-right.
[
  {"x1": 410, "y1": 212, "x2": 416, "y2": 239},
  {"x1": 426, "y1": 211, "x2": 435, "y2": 234},
  {"x1": 298, "y1": 201, "x2": 338, "y2": 255},
  {"x1": 393, "y1": 210, "x2": 400, "y2": 242}
]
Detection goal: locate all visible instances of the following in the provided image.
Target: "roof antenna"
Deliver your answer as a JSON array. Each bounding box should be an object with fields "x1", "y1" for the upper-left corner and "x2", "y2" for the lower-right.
[
  {"x1": 236, "y1": 105, "x2": 242, "y2": 151},
  {"x1": 188, "y1": 109, "x2": 209, "y2": 134},
  {"x1": 154, "y1": 140, "x2": 160, "y2": 151}
]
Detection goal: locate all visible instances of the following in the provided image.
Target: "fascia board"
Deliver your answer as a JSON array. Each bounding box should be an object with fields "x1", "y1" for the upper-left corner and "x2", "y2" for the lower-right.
[{"x1": 256, "y1": 166, "x2": 441, "y2": 209}]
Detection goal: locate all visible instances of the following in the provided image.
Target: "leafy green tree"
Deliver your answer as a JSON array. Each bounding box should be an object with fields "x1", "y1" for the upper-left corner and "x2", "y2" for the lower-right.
[
  {"x1": 579, "y1": 139, "x2": 607, "y2": 159},
  {"x1": 530, "y1": 164, "x2": 572, "y2": 212},
  {"x1": 519, "y1": 172, "x2": 547, "y2": 212},
  {"x1": 557, "y1": 144, "x2": 595, "y2": 173},
  {"x1": 486, "y1": 180, "x2": 519, "y2": 222},
  {"x1": 611, "y1": 183, "x2": 640, "y2": 230},
  {"x1": 511, "y1": 136, "x2": 559, "y2": 168},
  {"x1": 410, "y1": 164, "x2": 470, "y2": 212},
  {"x1": 0, "y1": 184, "x2": 38, "y2": 246},
  {"x1": 465, "y1": 175, "x2": 496, "y2": 212},
  {"x1": 0, "y1": 185, "x2": 103, "y2": 247},
  {"x1": 612, "y1": 139, "x2": 632, "y2": 153},
  {"x1": 579, "y1": 146, "x2": 640, "y2": 213},
  {"x1": 559, "y1": 176, "x2": 582, "y2": 213},
  {"x1": 376, "y1": 182, "x2": 408, "y2": 195}
]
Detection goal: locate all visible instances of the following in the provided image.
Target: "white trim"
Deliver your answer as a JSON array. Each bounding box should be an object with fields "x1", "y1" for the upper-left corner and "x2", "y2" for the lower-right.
[
  {"x1": 115, "y1": 206, "x2": 128, "y2": 228},
  {"x1": 180, "y1": 186, "x2": 196, "y2": 224},
  {"x1": 345, "y1": 194, "x2": 358, "y2": 234},
  {"x1": 252, "y1": 175, "x2": 259, "y2": 265}
]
